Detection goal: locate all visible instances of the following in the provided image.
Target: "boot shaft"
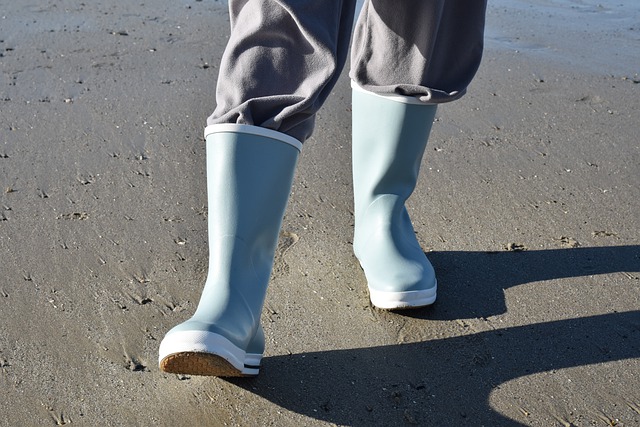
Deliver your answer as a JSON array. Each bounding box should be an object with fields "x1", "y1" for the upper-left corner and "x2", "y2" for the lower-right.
[{"x1": 351, "y1": 83, "x2": 437, "y2": 223}]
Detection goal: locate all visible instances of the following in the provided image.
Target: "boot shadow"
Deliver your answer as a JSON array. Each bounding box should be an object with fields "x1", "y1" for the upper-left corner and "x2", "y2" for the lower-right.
[
  {"x1": 228, "y1": 310, "x2": 639, "y2": 426},
  {"x1": 419, "y1": 245, "x2": 640, "y2": 320},
  {"x1": 222, "y1": 245, "x2": 639, "y2": 425}
]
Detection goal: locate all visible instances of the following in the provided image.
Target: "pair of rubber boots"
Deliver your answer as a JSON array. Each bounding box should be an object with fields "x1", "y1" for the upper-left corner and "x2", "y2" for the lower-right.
[{"x1": 158, "y1": 85, "x2": 438, "y2": 377}]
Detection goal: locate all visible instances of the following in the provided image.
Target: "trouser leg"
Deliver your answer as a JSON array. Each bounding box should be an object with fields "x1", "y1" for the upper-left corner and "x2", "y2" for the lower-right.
[
  {"x1": 350, "y1": 0, "x2": 487, "y2": 102},
  {"x1": 208, "y1": 1, "x2": 486, "y2": 144},
  {"x1": 207, "y1": 0, "x2": 357, "y2": 142}
]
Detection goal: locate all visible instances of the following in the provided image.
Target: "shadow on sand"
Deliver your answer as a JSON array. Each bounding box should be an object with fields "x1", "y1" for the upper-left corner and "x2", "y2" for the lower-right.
[{"x1": 228, "y1": 245, "x2": 639, "y2": 425}]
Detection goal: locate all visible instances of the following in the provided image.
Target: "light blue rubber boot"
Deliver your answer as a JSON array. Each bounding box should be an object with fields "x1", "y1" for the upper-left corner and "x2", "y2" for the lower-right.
[
  {"x1": 159, "y1": 124, "x2": 300, "y2": 376},
  {"x1": 352, "y1": 83, "x2": 438, "y2": 310}
]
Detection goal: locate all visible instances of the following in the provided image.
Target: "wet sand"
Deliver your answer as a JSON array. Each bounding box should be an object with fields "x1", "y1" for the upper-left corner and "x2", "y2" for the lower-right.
[{"x1": 1, "y1": 0, "x2": 639, "y2": 425}]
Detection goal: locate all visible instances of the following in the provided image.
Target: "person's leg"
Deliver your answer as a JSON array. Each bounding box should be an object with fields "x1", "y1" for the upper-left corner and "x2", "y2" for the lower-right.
[
  {"x1": 159, "y1": 0, "x2": 357, "y2": 376},
  {"x1": 350, "y1": 0, "x2": 487, "y2": 102},
  {"x1": 350, "y1": 0, "x2": 487, "y2": 309},
  {"x1": 209, "y1": 0, "x2": 357, "y2": 142}
]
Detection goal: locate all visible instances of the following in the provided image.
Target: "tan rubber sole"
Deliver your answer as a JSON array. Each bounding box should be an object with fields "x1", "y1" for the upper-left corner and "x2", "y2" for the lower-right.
[{"x1": 159, "y1": 352, "x2": 252, "y2": 377}]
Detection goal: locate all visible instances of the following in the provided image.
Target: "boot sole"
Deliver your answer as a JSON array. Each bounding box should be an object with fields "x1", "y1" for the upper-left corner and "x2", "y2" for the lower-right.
[
  {"x1": 158, "y1": 330, "x2": 261, "y2": 377},
  {"x1": 160, "y1": 352, "x2": 252, "y2": 377},
  {"x1": 369, "y1": 282, "x2": 437, "y2": 310}
]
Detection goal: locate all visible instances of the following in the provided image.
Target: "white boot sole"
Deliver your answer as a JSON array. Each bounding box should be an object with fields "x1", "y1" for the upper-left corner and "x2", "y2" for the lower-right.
[
  {"x1": 158, "y1": 330, "x2": 261, "y2": 377},
  {"x1": 369, "y1": 282, "x2": 437, "y2": 310}
]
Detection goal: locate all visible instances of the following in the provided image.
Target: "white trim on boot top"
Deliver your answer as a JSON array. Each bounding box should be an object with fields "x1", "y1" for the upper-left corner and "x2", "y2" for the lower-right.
[
  {"x1": 351, "y1": 81, "x2": 432, "y2": 105},
  {"x1": 204, "y1": 123, "x2": 303, "y2": 152}
]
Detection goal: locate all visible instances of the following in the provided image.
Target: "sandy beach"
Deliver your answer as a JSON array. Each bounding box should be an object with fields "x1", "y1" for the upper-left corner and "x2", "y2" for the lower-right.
[{"x1": 1, "y1": 0, "x2": 639, "y2": 425}]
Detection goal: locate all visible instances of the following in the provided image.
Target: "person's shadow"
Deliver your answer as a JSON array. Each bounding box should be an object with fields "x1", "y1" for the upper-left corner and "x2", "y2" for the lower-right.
[{"x1": 227, "y1": 246, "x2": 639, "y2": 425}]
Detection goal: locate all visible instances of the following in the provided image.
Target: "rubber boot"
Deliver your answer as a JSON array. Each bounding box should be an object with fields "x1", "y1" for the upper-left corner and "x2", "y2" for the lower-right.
[
  {"x1": 159, "y1": 124, "x2": 301, "y2": 376},
  {"x1": 351, "y1": 82, "x2": 438, "y2": 310}
]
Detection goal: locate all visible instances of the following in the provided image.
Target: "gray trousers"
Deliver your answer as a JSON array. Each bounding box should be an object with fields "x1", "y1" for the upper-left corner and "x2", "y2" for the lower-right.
[{"x1": 207, "y1": 0, "x2": 487, "y2": 143}]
